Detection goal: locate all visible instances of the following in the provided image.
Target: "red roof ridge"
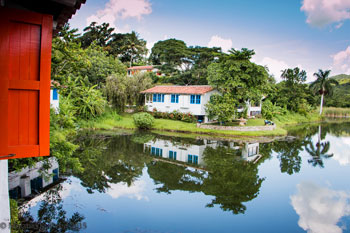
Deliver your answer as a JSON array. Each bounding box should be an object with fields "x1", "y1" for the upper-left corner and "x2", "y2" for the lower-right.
[{"x1": 141, "y1": 85, "x2": 214, "y2": 95}]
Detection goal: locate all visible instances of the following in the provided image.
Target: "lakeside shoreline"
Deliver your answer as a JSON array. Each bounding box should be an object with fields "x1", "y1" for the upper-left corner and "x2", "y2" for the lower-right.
[{"x1": 79, "y1": 111, "x2": 334, "y2": 137}]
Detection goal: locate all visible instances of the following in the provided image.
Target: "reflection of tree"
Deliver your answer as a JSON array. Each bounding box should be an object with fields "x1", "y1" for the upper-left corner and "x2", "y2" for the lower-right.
[
  {"x1": 273, "y1": 140, "x2": 305, "y2": 175},
  {"x1": 148, "y1": 162, "x2": 205, "y2": 194},
  {"x1": 202, "y1": 146, "x2": 264, "y2": 214},
  {"x1": 147, "y1": 145, "x2": 264, "y2": 215},
  {"x1": 73, "y1": 134, "x2": 151, "y2": 193},
  {"x1": 305, "y1": 141, "x2": 333, "y2": 168},
  {"x1": 17, "y1": 184, "x2": 85, "y2": 232}
]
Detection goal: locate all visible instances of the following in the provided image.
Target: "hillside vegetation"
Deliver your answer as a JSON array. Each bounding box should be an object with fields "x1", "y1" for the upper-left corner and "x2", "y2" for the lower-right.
[{"x1": 325, "y1": 74, "x2": 350, "y2": 107}]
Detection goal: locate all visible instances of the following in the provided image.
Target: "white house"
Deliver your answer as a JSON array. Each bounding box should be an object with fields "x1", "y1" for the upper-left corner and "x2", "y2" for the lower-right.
[
  {"x1": 8, "y1": 157, "x2": 59, "y2": 199},
  {"x1": 237, "y1": 99, "x2": 263, "y2": 117},
  {"x1": 141, "y1": 85, "x2": 219, "y2": 123},
  {"x1": 50, "y1": 80, "x2": 60, "y2": 112},
  {"x1": 127, "y1": 65, "x2": 161, "y2": 76}
]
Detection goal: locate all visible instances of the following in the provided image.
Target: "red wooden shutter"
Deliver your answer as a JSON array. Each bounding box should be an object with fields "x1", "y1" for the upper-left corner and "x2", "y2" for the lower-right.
[{"x1": 0, "y1": 8, "x2": 52, "y2": 160}]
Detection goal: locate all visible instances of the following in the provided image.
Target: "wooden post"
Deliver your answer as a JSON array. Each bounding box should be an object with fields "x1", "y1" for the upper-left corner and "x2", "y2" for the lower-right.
[{"x1": 0, "y1": 160, "x2": 10, "y2": 233}]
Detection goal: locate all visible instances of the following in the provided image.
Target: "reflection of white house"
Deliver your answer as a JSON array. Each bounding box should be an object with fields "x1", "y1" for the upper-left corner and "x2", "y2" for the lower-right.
[
  {"x1": 127, "y1": 65, "x2": 160, "y2": 76},
  {"x1": 8, "y1": 158, "x2": 59, "y2": 199},
  {"x1": 144, "y1": 139, "x2": 215, "y2": 167},
  {"x1": 241, "y1": 143, "x2": 261, "y2": 163},
  {"x1": 141, "y1": 85, "x2": 219, "y2": 123},
  {"x1": 144, "y1": 138, "x2": 261, "y2": 166},
  {"x1": 50, "y1": 81, "x2": 59, "y2": 112}
]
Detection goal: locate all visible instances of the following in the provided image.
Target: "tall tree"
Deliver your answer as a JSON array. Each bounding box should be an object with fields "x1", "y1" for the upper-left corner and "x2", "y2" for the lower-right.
[
  {"x1": 79, "y1": 22, "x2": 115, "y2": 48},
  {"x1": 310, "y1": 69, "x2": 338, "y2": 115},
  {"x1": 108, "y1": 31, "x2": 147, "y2": 66},
  {"x1": 206, "y1": 48, "x2": 270, "y2": 121}
]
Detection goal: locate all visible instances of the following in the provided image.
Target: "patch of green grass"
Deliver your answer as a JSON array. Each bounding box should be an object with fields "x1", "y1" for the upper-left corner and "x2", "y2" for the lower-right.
[
  {"x1": 322, "y1": 107, "x2": 350, "y2": 116},
  {"x1": 82, "y1": 112, "x2": 286, "y2": 137},
  {"x1": 273, "y1": 110, "x2": 321, "y2": 127}
]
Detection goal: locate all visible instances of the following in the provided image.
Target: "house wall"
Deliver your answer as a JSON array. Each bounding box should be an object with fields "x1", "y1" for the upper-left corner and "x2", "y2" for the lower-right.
[
  {"x1": 50, "y1": 88, "x2": 59, "y2": 112},
  {"x1": 0, "y1": 160, "x2": 10, "y2": 233},
  {"x1": 145, "y1": 90, "x2": 219, "y2": 118},
  {"x1": 8, "y1": 158, "x2": 59, "y2": 198}
]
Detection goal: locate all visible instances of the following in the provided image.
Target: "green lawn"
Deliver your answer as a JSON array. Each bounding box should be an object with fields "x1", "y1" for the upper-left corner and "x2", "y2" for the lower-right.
[{"x1": 81, "y1": 112, "x2": 287, "y2": 137}]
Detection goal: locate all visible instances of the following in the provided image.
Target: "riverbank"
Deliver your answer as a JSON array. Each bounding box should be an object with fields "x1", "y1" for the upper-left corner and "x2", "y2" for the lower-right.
[{"x1": 79, "y1": 111, "x2": 324, "y2": 137}]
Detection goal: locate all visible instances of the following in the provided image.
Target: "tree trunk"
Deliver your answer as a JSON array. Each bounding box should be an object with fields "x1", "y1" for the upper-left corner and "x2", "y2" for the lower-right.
[{"x1": 319, "y1": 93, "x2": 324, "y2": 115}]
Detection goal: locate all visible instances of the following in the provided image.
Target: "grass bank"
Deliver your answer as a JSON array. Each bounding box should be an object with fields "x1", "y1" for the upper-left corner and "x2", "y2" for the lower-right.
[
  {"x1": 80, "y1": 111, "x2": 287, "y2": 137},
  {"x1": 322, "y1": 107, "x2": 350, "y2": 117}
]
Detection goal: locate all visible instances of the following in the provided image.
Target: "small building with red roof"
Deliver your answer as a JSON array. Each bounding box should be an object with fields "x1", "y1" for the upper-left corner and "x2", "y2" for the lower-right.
[
  {"x1": 127, "y1": 65, "x2": 160, "y2": 76},
  {"x1": 141, "y1": 85, "x2": 219, "y2": 123}
]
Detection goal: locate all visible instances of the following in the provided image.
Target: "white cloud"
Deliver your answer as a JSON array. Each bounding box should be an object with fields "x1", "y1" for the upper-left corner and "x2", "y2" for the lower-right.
[
  {"x1": 87, "y1": 0, "x2": 152, "y2": 31},
  {"x1": 301, "y1": 0, "x2": 350, "y2": 28},
  {"x1": 257, "y1": 57, "x2": 290, "y2": 82},
  {"x1": 291, "y1": 182, "x2": 350, "y2": 233},
  {"x1": 328, "y1": 136, "x2": 350, "y2": 166},
  {"x1": 106, "y1": 180, "x2": 149, "y2": 201},
  {"x1": 331, "y1": 46, "x2": 350, "y2": 75},
  {"x1": 208, "y1": 35, "x2": 233, "y2": 53}
]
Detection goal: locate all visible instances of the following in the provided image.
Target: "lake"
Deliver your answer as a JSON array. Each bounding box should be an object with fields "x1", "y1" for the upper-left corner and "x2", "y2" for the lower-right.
[{"x1": 19, "y1": 122, "x2": 350, "y2": 233}]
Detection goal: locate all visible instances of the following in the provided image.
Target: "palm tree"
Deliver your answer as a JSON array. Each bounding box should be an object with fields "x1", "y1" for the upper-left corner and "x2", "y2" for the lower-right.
[
  {"x1": 310, "y1": 69, "x2": 338, "y2": 115},
  {"x1": 305, "y1": 141, "x2": 333, "y2": 168}
]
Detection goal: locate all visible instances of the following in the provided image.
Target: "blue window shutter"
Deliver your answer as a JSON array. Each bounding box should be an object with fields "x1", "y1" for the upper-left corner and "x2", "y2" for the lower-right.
[
  {"x1": 169, "y1": 151, "x2": 173, "y2": 159},
  {"x1": 188, "y1": 154, "x2": 193, "y2": 163},
  {"x1": 190, "y1": 95, "x2": 195, "y2": 104},
  {"x1": 151, "y1": 147, "x2": 155, "y2": 155},
  {"x1": 194, "y1": 155, "x2": 198, "y2": 164},
  {"x1": 176, "y1": 95, "x2": 179, "y2": 103},
  {"x1": 153, "y1": 94, "x2": 156, "y2": 102},
  {"x1": 162, "y1": 94, "x2": 165, "y2": 102},
  {"x1": 171, "y1": 95, "x2": 175, "y2": 103},
  {"x1": 53, "y1": 88, "x2": 58, "y2": 100},
  {"x1": 174, "y1": 152, "x2": 177, "y2": 160},
  {"x1": 160, "y1": 149, "x2": 163, "y2": 156},
  {"x1": 196, "y1": 95, "x2": 201, "y2": 104}
]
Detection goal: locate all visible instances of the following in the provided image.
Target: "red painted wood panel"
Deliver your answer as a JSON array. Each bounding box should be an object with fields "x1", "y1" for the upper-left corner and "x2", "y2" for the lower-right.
[{"x1": 0, "y1": 7, "x2": 52, "y2": 160}]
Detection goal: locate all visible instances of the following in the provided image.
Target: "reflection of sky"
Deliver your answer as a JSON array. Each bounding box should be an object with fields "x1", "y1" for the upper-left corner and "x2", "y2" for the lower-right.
[
  {"x1": 291, "y1": 182, "x2": 350, "y2": 233},
  {"x1": 327, "y1": 135, "x2": 350, "y2": 166},
  {"x1": 106, "y1": 180, "x2": 149, "y2": 201}
]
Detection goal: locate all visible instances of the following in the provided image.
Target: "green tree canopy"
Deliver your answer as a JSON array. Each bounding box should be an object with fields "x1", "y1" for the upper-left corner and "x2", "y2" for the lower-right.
[{"x1": 206, "y1": 48, "x2": 270, "y2": 121}]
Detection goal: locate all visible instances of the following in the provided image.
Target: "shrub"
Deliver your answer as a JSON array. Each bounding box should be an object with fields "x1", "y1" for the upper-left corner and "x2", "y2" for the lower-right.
[{"x1": 133, "y1": 112, "x2": 155, "y2": 130}]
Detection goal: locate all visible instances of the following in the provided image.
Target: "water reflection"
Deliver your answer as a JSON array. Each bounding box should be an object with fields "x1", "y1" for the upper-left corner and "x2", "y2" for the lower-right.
[
  {"x1": 144, "y1": 138, "x2": 264, "y2": 214},
  {"x1": 291, "y1": 182, "x2": 350, "y2": 233},
  {"x1": 8, "y1": 158, "x2": 85, "y2": 232}
]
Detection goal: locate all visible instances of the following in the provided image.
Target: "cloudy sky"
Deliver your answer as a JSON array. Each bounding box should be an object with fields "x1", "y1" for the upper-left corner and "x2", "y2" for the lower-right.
[{"x1": 69, "y1": 0, "x2": 350, "y2": 81}]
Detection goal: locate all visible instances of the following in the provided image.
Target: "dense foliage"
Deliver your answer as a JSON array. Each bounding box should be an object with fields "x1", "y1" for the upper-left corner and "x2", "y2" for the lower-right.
[{"x1": 206, "y1": 49, "x2": 270, "y2": 122}]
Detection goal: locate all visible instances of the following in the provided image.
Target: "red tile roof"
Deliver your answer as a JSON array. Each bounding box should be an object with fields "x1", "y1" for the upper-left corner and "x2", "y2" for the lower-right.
[
  {"x1": 128, "y1": 66, "x2": 154, "y2": 70},
  {"x1": 141, "y1": 85, "x2": 214, "y2": 94}
]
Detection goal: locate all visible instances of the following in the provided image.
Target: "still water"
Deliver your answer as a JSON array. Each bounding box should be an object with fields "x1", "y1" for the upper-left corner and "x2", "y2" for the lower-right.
[{"x1": 21, "y1": 123, "x2": 350, "y2": 233}]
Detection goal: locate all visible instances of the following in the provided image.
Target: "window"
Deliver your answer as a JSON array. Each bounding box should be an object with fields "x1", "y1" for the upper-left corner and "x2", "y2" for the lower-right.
[
  {"x1": 151, "y1": 147, "x2": 156, "y2": 155},
  {"x1": 153, "y1": 94, "x2": 165, "y2": 102},
  {"x1": 193, "y1": 155, "x2": 198, "y2": 164},
  {"x1": 190, "y1": 95, "x2": 201, "y2": 104},
  {"x1": 171, "y1": 94, "x2": 179, "y2": 103},
  {"x1": 52, "y1": 88, "x2": 58, "y2": 100},
  {"x1": 169, "y1": 150, "x2": 177, "y2": 160},
  {"x1": 188, "y1": 154, "x2": 193, "y2": 163}
]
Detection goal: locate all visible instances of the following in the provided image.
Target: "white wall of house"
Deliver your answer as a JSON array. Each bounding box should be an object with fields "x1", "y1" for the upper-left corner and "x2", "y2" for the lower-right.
[
  {"x1": 0, "y1": 160, "x2": 10, "y2": 233},
  {"x1": 8, "y1": 158, "x2": 59, "y2": 198},
  {"x1": 237, "y1": 100, "x2": 262, "y2": 117},
  {"x1": 50, "y1": 88, "x2": 59, "y2": 112},
  {"x1": 145, "y1": 90, "x2": 219, "y2": 120}
]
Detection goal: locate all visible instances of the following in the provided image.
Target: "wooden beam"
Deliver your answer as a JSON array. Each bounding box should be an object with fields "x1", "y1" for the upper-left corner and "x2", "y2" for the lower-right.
[{"x1": 50, "y1": 0, "x2": 76, "y2": 7}]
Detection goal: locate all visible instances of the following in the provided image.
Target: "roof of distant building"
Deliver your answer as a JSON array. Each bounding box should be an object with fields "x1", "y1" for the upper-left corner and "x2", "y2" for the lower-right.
[
  {"x1": 141, "y1": 85, "x2": 214, "y2": 95},
  {"x1": 127, "y1": 66, "x2": 154, "y2": 70}
]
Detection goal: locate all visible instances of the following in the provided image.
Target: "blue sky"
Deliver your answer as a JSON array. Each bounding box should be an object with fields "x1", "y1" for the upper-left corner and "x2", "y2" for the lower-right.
[{"x1": 69, "y1": 0, "x2": 350, "y2": 81}]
